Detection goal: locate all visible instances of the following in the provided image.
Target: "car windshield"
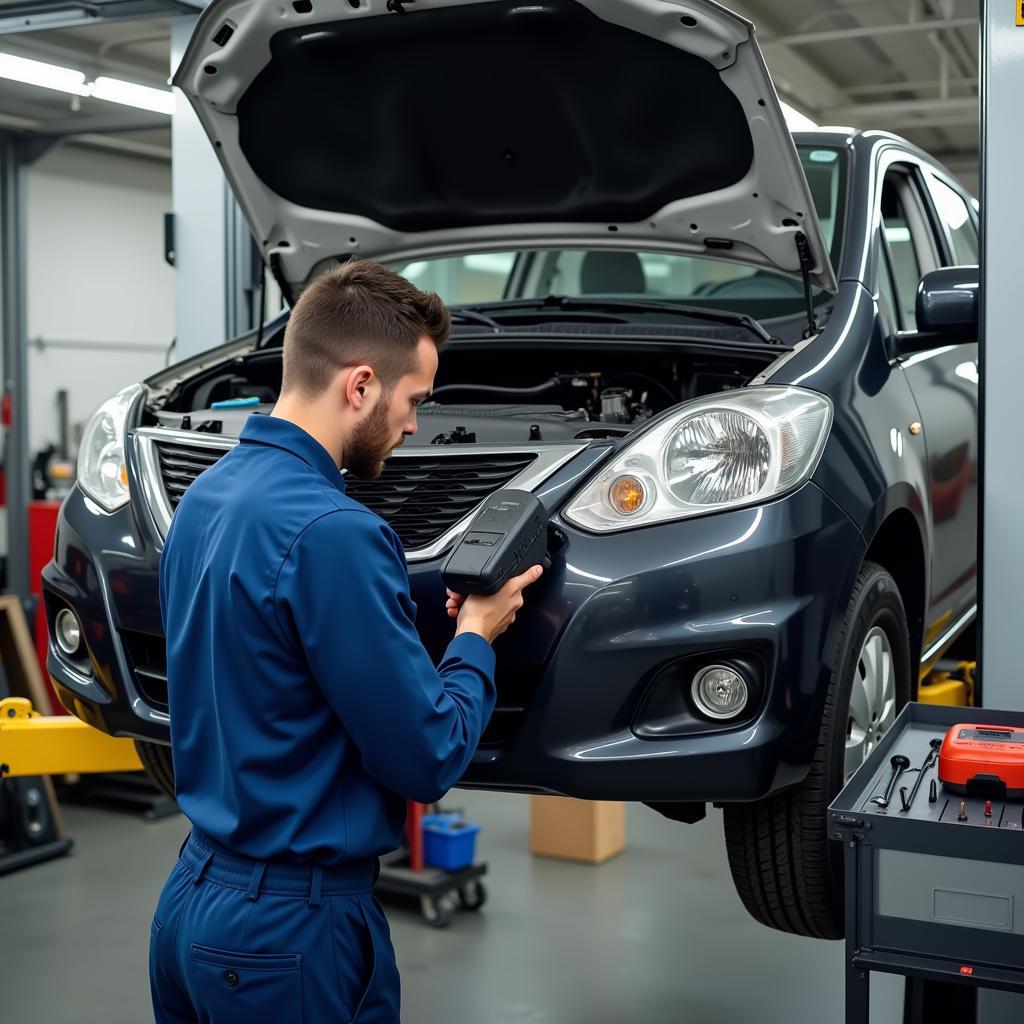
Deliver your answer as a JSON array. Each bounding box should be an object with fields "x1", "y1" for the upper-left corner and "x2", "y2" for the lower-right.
[{"x1": 392, "y1": 145, "x2": 847, "y2": 322}]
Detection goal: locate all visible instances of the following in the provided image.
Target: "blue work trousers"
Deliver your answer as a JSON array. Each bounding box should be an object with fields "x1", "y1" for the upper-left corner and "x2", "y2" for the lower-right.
[{"x1": 150, "y1": 829, "x2": 401, "y2": 1023}]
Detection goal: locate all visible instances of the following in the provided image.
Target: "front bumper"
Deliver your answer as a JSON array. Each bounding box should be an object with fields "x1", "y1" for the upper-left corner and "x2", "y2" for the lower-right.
[
  {"x1": 456, "y1": 480, "x2": 865, "y2": 801},
  {"x1": 43, "y1": 472, "x2": 864, "y2": 802}
]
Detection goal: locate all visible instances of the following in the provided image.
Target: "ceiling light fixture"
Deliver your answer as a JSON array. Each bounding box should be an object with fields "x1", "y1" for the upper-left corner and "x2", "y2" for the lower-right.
[{"x1": 0, "y1": 52, "x2": 173, "y2": 115}]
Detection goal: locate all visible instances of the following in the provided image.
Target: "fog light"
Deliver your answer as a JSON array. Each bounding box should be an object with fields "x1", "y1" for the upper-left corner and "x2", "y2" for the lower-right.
[
  {"x1": 691, "y1": 665, "x2": 749, "y2": 720},
  {"x1": 55, "y1": 608, "x2": 83, "y2": 657}
]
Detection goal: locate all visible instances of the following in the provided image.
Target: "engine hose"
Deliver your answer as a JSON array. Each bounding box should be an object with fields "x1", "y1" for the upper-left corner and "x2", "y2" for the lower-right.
[{"x1": 429, "y1": 379, "x2": 560, "y2": 399}]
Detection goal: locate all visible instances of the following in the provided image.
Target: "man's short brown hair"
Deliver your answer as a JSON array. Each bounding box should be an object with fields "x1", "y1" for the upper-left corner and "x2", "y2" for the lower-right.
[{"x1": 280, "y1": 259, "x2": 450, "y2": 397}]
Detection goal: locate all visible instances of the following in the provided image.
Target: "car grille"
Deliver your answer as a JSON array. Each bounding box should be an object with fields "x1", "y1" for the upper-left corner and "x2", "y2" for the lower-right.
[
  {"x1": 120, "y1": 629, "x2": 168, "y2": 710},
  {"x1": 152, "y1": 440, "x2": 538, "y2": 551},
  {"x1": 479, "y1": 663, "x2": 545, "y2": 748}
]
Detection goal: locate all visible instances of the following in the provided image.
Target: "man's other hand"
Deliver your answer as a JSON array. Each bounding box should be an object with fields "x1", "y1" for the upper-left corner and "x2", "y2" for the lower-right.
[{"x1": 454, "y1": 565, "x2": 544, "y2": 645}]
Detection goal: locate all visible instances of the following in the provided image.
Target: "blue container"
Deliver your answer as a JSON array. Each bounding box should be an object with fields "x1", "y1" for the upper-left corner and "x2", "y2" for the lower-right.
[{"x1": 421, "y1": 813, "x2": 481, "y2": 871}]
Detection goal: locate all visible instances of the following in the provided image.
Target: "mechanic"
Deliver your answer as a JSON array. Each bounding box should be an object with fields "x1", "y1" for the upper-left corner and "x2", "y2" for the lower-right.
[{"x1": 149, "y1": 259, "x2": 543, "y2": 1023}]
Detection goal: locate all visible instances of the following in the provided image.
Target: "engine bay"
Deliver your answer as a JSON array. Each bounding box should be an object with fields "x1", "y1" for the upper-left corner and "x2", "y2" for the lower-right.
[{"x1": 152, "y1": 340, "x2": 778, "y2": 445}]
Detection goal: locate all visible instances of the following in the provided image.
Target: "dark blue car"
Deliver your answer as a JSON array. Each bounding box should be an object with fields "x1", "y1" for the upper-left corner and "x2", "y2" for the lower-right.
[{"x1": 42, "y1": 0, "x2": 979, "y2": 939}]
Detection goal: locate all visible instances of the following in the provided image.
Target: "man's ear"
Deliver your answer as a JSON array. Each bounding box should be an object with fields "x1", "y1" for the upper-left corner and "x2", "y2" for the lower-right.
[{"x1": 345, "y1": 365, "x2": 375, "y2": 410}]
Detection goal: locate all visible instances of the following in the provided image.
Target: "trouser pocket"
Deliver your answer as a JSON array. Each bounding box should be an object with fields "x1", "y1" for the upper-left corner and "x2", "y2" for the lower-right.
[
  {"x1": 337, "y1": 897, "x2": 397, "y2": 1024},
  {"x1": 190, "y1": 943, "x2": 302, "y2": 1022}
]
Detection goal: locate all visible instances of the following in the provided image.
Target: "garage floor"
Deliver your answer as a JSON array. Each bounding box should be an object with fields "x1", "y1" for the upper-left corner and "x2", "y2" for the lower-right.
[{"x1": 1, "y1": 792, "x2": 905, "y2": 1023}]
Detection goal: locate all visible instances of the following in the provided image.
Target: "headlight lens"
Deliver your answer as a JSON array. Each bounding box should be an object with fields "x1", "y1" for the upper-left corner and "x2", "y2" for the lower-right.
[
  {"x1": 77, "y1": 384, "x2": 142, "y2": 511},
  {"x1": 563, "y1": 386, "x2": 832, "y2": 532}
]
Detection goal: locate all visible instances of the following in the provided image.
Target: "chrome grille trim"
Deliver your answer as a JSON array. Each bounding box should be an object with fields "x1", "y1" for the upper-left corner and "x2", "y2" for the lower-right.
[{"x1": 131, "y1": 427, "x2": 586, "y2": 562}]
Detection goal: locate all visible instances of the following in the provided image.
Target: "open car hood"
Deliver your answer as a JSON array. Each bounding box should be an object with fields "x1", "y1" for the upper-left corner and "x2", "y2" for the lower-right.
[{"x1": 173, "y1": 0, "x2": 837, "y2": 300}]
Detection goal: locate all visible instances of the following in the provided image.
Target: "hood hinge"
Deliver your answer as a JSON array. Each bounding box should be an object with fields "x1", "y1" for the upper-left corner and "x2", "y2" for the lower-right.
[
  {"x1": 268, "y1": 252, "x2": 295, "y2": 310},
  {"x1": 794, "y1": 231, "x2": 818, "y2": 340}
]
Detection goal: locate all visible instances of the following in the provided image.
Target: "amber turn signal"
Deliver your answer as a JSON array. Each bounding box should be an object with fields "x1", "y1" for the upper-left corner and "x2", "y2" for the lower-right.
[{"x1": 608, "y1": 474, "x2": 647, "y2": 516}]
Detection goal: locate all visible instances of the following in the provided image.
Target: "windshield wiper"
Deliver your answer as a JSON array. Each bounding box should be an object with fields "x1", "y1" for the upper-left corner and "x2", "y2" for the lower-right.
[
  {"x1": 449, "y1": 308, "x2": 503, "y2": 333},
  {"x1": 459, "y1": 295, "x2": 779, "y2": 344}
]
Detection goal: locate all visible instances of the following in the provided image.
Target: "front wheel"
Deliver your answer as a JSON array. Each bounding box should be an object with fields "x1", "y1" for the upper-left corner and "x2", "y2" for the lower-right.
[
  {"x1": 134, "y1": 739, "x2": 176, "y2": 801},
  {"x1": 723, "y1": 561, "x2": 912, "y2": 939}
]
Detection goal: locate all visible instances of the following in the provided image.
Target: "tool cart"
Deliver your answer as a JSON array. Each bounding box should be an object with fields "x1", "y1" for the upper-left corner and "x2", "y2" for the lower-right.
[{"x1": 831, "y1": 702, "x2": 1024, "y2": 1024}]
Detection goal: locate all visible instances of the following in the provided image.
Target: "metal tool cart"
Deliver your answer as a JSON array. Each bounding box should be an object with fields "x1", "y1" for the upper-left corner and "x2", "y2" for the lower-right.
[
  {"x1": 375, "y1": 800, "x2": 488, "y2": 929},
  {"x1": 831, "y1": 703, "x2": 1024, "y2": 1024}
]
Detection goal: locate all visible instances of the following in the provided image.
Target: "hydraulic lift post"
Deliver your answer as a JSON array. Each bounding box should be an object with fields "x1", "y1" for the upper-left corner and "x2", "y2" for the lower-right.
[{"x1": 976, "y1": 2, "x2": 1024, "y2": 1021}]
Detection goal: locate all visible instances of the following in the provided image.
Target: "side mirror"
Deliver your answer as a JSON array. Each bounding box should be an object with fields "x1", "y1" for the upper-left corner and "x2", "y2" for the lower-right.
[{"x1": 893, "y1": 266, "x2": 979, "y2": 355}]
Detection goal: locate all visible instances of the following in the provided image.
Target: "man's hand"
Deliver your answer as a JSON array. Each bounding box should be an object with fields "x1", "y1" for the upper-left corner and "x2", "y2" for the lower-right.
[
  {"x1": 453, "y1": 565, "x2": 544, "y2": 645},
  {"x1": 445, "y1": 588, "x2": 467, "y2": 619}
]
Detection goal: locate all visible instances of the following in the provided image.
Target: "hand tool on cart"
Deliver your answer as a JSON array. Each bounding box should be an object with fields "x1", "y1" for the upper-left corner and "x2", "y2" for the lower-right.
[
  {"x1": 899, "y1": 739, "x2": 942, "y2": 812},
  {"x1": 872, "y1": 753, "x2": 911, "y2": 808}
]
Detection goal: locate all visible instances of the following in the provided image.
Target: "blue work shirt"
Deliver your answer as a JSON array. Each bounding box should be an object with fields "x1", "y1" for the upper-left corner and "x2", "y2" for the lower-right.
[{"x1": 159, "y1": 414, "x2": 497, "y2": 865}]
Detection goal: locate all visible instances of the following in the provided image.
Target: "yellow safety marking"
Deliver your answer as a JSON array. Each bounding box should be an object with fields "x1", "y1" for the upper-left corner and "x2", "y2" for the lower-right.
[
  {"x1": 0, "y1": 697, "x2": 143, "y2": 777},
  {"x1": 1018, "y1": 0, "x2": 1024, "y2": 26}
]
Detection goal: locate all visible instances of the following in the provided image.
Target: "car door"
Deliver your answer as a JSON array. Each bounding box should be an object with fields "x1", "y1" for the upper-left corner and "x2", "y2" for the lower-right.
[{"x1": 879, "y1": 164, "x2": 979, "y2": 645}]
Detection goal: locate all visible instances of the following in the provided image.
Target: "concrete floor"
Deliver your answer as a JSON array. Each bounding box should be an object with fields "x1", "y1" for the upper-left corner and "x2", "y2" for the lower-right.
[{"x1": 0, "y1": 792, "x2": 907, "y2": 1023}]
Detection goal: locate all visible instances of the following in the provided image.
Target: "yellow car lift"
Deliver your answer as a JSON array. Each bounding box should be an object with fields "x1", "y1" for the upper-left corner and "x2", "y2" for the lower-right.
[
  {"x1": 918, "y1": 660, "x2": 976, "y2": 708},
  {"x1": 0, "y1": 697, "x2": 143, "y2": 779}
]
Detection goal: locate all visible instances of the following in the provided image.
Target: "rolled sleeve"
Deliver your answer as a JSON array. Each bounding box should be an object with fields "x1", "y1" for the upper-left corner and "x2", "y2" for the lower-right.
[{"x1": 274, "y1": 510, "x2": 496, "y2": 803}]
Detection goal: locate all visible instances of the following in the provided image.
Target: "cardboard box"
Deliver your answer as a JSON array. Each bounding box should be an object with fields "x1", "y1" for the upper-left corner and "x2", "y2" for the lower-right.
[{"x1": 529, "y1": 795, "x2": 626, "y2": 864}]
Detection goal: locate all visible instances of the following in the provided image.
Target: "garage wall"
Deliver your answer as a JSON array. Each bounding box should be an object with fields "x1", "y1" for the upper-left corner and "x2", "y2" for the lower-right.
[{"x1": 26, "y1": 145, "x2": 174, "y2": 458}]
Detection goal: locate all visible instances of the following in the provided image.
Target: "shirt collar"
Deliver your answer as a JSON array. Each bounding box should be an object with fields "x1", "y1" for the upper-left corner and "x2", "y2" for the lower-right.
[{"x1": 239, "y1": 414, "x2": 346, "y2": 492}]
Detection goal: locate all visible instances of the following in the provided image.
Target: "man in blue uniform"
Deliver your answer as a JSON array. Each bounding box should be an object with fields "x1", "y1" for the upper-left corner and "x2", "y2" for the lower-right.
[{"x1": 150, "y1": 259, "x2": 543, "y2": 1022}]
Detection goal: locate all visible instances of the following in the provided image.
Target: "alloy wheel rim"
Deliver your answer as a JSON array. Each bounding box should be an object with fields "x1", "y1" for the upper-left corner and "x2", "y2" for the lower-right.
[{"x1": 845, "y1": 625, "x2": 896, "y2": 781}]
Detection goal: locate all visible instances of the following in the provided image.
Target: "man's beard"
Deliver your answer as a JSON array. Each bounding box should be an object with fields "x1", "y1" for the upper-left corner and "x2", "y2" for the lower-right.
[{"x1": 346, "y1": 394, "x2": 396, "y2": 480}]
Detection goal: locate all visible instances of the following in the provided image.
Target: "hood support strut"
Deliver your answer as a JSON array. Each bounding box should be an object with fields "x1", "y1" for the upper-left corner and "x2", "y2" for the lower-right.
[{"x1": 795, "y1": 232, "x2": 818, "y2": 339}]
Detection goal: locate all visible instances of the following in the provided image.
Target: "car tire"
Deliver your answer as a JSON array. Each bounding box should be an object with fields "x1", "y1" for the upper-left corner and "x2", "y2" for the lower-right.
[
  {"x1": 722, "y1": 561, "x2": 912, "y2": 939},
  {"x1": 134, "y1": 739, "x2": 176, "y2": 801}
]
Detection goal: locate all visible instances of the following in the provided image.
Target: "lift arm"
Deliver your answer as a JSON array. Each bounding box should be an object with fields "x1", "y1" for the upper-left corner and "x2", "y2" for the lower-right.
[{"x1": 0, "y1": 697, "x2": 143, "y2": 778}]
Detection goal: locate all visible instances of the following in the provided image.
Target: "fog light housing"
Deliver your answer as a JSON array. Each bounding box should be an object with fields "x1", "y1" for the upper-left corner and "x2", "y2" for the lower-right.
[
  {"x1": 54, "y1": 608, "x2": 83, "y2": 657},
  {"x1": 691, "y1": 665, "x2": 749, "y2": 720}
]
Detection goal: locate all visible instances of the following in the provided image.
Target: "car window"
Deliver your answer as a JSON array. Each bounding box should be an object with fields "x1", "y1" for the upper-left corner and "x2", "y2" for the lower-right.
[
  {"x1": 397, "y1": 252, "x2": 517, "y2": 304},
  {"x1": 876, "y1": 236, "x2": 901, "y2": 333},
  {"x1": 929, "y1": 176, "x2": 979, "y2": 265},
  {"x1": 394, "y1": 145, "x2": 848, "y2": 318},
  {"x1": 880, "y1": 174, "x2": 937, "y2": 331}
]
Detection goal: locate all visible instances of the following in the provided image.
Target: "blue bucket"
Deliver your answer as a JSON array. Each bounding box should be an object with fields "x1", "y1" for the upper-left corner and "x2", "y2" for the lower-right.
[{"x1": 421, "y1": 813, "x2": 481, "y2": 871}]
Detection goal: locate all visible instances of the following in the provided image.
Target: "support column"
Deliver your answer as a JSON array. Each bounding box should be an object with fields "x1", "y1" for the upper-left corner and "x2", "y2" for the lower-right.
[
  {"x1": 1, "y1": 138, "x2": 30, "y2": 598},
  {"x1": 978, "y1": 3, "x2": 1024, "y2": 1020},
  {"x1": 170, "y1": 15, "x2": 259, "y2": 361}
]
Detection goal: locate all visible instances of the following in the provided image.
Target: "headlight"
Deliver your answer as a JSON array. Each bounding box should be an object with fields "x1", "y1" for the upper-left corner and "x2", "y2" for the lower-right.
[
  {"x1": 77, "y1": 384, "x2": 143, "y2": 511},
  {"x1": 563, "y1": 386, "x2": 832, "y2": 532}
]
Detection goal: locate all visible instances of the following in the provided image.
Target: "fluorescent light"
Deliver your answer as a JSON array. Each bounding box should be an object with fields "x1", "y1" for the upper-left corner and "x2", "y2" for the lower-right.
[
  {"x1": 0, "y1": 51, "x2": 172, "y2": 115},
  {"x1": 781, "y1": 101, "x2": 819, "y2": 132},
  {"x1": 0, "y1": 53, "x2": 88, "y2": 96},
  {"x1": 92, "y1": 76, "x2": 174, "y2": 115}
]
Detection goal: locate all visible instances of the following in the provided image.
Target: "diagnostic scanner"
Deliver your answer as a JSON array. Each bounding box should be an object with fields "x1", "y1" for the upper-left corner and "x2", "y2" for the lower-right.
[{"x1": 441, "y1": 489, "x2": 549, "y2": 596}]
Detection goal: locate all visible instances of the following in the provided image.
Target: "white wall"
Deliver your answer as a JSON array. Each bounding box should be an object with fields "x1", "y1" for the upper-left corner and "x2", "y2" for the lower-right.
[{"x1": 26, "y1": 144, "x2": 174, "y2": 457}]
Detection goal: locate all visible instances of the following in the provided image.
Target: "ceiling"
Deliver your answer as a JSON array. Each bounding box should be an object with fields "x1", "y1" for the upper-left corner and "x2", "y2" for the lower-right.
[{"x1": 0, "y1": 0, "x2": 981, "y2": 188}]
